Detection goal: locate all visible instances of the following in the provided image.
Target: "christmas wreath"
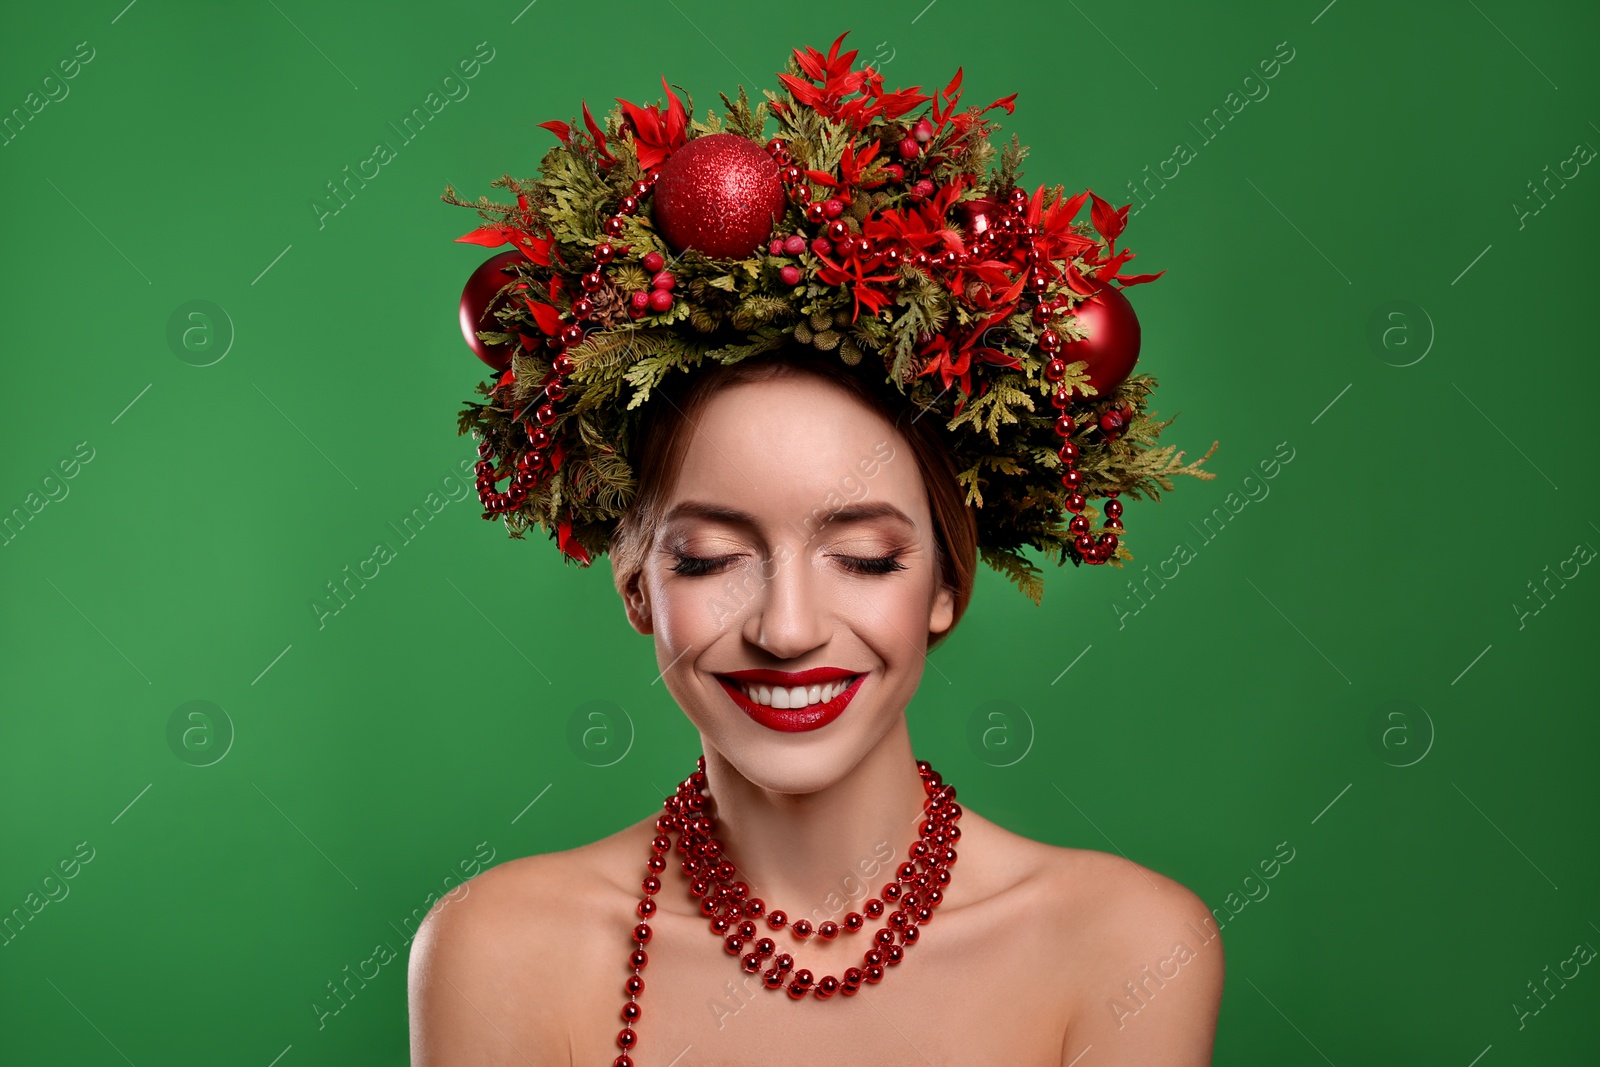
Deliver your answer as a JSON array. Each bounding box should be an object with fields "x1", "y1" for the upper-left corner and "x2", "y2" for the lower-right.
[{"x1": 444, "y1": 31, "x2": 1216, "y2": 604}]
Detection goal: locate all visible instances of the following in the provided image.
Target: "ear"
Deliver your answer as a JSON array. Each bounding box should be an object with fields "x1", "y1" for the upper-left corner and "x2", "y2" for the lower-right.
[
  {"x1": 928, "y1": 581, "x2": 955, "y2": 636},
  {"x1": 621, "y1": 569, "x2": 655, "y2": 635}
]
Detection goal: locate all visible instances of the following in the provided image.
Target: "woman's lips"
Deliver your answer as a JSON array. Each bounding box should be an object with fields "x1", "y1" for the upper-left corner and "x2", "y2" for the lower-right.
[{"x1": 715, "y1": 673, "x2": 865, "y2": 732}]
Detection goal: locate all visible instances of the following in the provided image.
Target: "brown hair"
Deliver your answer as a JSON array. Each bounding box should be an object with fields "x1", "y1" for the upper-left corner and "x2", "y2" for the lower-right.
[{"x1": 608, "y1": 348, "x2": 978, "y2": 653}]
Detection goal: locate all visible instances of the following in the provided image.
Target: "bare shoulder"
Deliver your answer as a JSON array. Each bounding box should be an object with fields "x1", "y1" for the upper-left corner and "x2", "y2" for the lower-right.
[
  {"x1": 1044, "y1": 841, "x2": 1225, "y2": 1063},
  {"x1": 958, "y1": 809, "x2": 1223, "y2": 1064},
  {"x1": 407, "y1": 817, "x2": 654, "y2": 1067}
]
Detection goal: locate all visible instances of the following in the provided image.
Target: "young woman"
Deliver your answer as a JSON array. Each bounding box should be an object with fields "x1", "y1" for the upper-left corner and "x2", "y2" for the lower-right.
[{"x1": 408, "y1": 350, "x2": 1224, "y2": 1064}]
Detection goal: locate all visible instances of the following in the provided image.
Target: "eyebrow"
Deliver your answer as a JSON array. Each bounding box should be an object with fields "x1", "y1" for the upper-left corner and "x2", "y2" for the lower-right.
[{"x1": 661, "y1": 499, "x2": 917, "y2": 530}]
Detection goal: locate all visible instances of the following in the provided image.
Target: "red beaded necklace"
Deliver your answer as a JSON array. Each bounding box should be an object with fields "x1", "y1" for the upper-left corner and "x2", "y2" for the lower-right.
[{"x1": 612, "y1": 756, "x2": 962, "y2": 1065}]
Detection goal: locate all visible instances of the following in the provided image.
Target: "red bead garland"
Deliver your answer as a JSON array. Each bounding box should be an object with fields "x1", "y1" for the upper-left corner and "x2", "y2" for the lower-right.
[
  {"x1": 611, "y1": 757, "x2": 961, "y2": 1065},
  {"x1": 476, "y1": 167, "x2": 669, "y2": 520}
]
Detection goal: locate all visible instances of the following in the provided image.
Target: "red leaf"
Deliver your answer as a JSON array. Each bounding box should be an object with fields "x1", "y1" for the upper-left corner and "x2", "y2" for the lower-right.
[
  {"x1": 581, "y1": 100, "x2": 616, "y2": 165},
  {"x1": 824, "y1": 31, "x2": 851, "y2": 72},
  {"x1": 660, "y1": 76, "x2": 687, "y2": 147},
  {"x1": 979, "y1": 92, "x2": 1018, "y2": 117},
  {"x1": 537, "y1": 120, "x2": 572, "y2": 145},
  {"x1": 1113, "y1": 269, "x2": 1166, "y2": 286},
  {"x1": 524, "y1": 297, "x2": 563, "y2": 336},
  {"x1": 456, "y1": 226, "x2": 517, "y2": 247},
  {"x1": 507, "y1": 230, "x2": 553, "y2": 266},
  {"x1": 776, "y1": 73, "x2": 826, "y2": 109},
  {"x1": 1088, "y1": 191, "x2": 1128, "y2": 243},
  {"x1": 793, "y1": 44, "x2": 827, "y2": 81},
  {"x1": 943, "y1": 66, "x2": 964, "y2": 105}
]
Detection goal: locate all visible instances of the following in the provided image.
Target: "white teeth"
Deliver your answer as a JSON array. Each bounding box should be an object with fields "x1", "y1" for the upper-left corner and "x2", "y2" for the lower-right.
[{"x1": 733, "y1": 676, "x2": 856, "y2": 709}]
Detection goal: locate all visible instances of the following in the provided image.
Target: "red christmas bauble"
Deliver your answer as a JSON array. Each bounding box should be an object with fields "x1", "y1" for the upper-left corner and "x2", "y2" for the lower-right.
[
  {"x1": 1062, "y1": 283, "x2": 1142, "y2": 396},
  {"x1": 460, "y1": 250, "x2": 525, "y2": 371},
  {"x1": 651, "y1": 133, "x2": 785, "y2": 260}
]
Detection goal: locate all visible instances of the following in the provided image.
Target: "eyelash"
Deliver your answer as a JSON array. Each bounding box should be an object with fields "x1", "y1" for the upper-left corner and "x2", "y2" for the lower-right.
[{"x1": 668, "y1": 552, "x2": 907, "y2": 577}]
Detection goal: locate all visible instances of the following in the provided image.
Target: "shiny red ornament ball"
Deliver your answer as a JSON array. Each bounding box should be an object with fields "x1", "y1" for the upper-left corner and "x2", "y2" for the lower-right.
[
  {"x1": 1061, "y1": 283, "x2": 1143, "y2": 396},
  {"x1": 651, "y1": 133, "x2": 785, "y2": 260},
  {"x1": 459, "y1": 250, "x2": 525, "y2": 371}
]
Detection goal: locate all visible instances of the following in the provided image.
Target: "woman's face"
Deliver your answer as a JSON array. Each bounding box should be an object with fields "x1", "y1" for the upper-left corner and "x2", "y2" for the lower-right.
[{"x1": 621, "y1": 371, "x2": 956, "y2": 793}]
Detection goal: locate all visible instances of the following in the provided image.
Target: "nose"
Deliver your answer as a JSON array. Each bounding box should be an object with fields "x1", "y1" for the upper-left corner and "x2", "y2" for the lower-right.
[{"x1": 741, "y1": 546, "x2": 830, "y2": 659}]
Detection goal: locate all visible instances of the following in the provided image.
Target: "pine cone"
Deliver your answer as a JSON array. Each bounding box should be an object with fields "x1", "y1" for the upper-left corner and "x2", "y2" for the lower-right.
[{"x1": 587, "y1": 282, "x2": 630, "y2": 329}]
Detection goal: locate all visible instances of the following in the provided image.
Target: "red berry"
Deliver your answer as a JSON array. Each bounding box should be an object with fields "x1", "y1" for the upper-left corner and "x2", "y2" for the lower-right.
[
  {"x1": 898, "y1": 137, "x2": 920, "y2": 160},
  {"x1": 768, "y1": 238, "x2": 784, "y2": 255},
  {"x1": 913, "y1": 117, "x2": 934, "y2": 142},
  {"x1": 810, "y1": 237, "x2": 833, "y2": 257},
  {"x1": 647, "y1": 289, "x2": 673, "y2": 312},
  {"x1": 784, "y1": 234, "x2": 807, "y2": 255},
  {"x1": 780, "y1": 265, "x2": 802, "y2": 285},
  {"x1": 885, "y1": 164, "x2": 905, "y2": 183},
  {"x1": 642, "y1": 251, "x2": 665, "y2": 273},
  {"x1": 630, "y1": 291, "x2": 650, "y2": 310},
  {"x1": 911, "y1": 179, "x2": 935, "y2": 199},
  {"x1": 822, "y1": 198, "x2": 845, "y2": 219},
  {"x1": 651, "y1": 271, "x2": 676, "y2": 291}
]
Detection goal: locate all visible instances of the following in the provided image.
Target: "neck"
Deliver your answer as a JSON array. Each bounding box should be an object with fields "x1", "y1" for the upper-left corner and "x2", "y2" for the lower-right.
[{"x1": 694, "y1": 723, "x2": 929, "y2": 924}]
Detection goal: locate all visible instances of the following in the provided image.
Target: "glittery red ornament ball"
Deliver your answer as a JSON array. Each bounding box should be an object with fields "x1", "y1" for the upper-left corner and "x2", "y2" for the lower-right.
[
  {"x1": 651, "y1": 133, "x2": 785, "y2": 260},
  {"x1": 1063, "y1": 283, "x2": 1143, "y2": 396}
]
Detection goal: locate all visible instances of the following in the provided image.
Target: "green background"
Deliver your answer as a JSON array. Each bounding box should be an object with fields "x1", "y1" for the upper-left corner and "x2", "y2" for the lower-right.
[{"x1": 2, "y1": 0, "x2": 1596, "y2": 1063}]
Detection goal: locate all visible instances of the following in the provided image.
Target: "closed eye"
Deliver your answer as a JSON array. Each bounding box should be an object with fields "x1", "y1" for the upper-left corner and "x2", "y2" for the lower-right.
[{"x1": 666, "y1": 552, "x2": 907, "y2": 577}]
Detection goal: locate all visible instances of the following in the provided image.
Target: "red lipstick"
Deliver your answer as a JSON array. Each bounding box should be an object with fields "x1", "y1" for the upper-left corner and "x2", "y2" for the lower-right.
[{"x1": 714, "y1": 669, "x2": 865, "y2": 732}]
